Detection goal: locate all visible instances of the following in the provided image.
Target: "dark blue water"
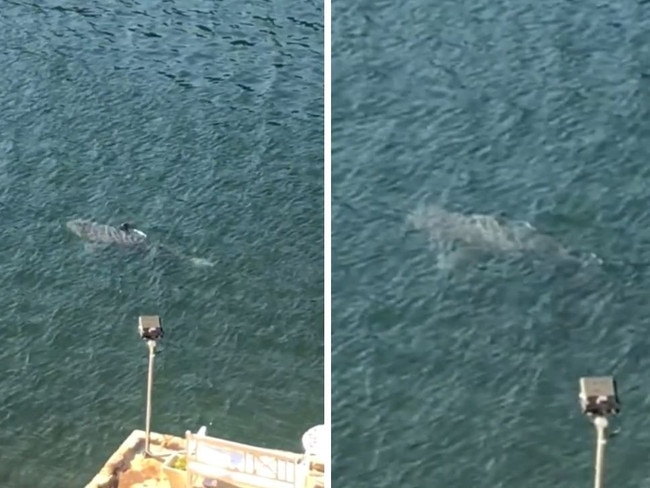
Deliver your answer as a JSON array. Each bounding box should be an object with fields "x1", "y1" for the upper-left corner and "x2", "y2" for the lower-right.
[
  {"x1": 333, "y1": 0, "x2": 650, "y2": 486},
  {"x1": 0, "y1": 1, "x2": 323, "y2": 486}
]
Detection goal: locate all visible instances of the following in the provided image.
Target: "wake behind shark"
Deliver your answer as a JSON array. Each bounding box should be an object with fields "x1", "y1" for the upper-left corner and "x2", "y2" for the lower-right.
[
  {"x1": 66, "y1": 219, "x2": 215, "y2": 267},
  {"x1": 408, "y1": 205, "x2": 601, "y2": 267}
]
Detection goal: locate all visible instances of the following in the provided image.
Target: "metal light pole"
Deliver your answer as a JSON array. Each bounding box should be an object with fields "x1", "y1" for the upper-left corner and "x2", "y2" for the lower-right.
[
  {"x1": 592, "y1": 415, "x2": 608, "y2": 488},
  {"x1": 578, "y1": 377, "x2": 620, "y2": 488},
  {"x1": 138, "y1": 315, "x2": 164, "y2": 457}
]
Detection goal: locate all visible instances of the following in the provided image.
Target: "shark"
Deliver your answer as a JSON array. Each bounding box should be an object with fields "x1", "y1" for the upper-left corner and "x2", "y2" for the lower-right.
[
  {"x1": 407, "y1": 205, "x2": 601, "y2": 267},
  {"x1": 66, "y1": 219, "x2": 215, "y2": 267}
]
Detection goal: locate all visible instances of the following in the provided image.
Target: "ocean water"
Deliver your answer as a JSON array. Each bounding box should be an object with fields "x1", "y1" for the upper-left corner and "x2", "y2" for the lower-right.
[
  {"x1": 0, "y1": 1, "x2": 323, "y2": 486},
  {"x1": 333, "y1": 0, "x2": 650, "y2": 486}
]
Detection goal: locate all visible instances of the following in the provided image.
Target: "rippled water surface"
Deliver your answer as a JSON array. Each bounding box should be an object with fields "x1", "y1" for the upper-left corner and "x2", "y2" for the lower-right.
[
  {"x1": 0, "y1": 1, "x2": 323, "y2": 486},
  {"x1": 333, "y1": 0, "x2": 650, "y2": 486}
]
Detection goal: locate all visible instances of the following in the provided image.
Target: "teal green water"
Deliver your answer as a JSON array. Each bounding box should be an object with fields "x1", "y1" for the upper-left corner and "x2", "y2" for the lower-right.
[
  {"x1": 0, "y1": 1, "x2": 323, "y2": 486},
  {"x1": 333, "y1": 0, "x2": 650, "y2": 486}
]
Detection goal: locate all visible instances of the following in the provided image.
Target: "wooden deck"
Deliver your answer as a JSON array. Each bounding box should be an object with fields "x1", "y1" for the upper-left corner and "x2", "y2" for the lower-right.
[{"x1": 85, "y1": 430, "x2": 325, "y2": 488}]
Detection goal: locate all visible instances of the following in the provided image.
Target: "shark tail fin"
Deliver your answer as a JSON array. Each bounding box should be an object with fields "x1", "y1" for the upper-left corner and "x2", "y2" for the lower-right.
[{"x1": 156, "y1": 243, "x2": 215, "y2": 268}]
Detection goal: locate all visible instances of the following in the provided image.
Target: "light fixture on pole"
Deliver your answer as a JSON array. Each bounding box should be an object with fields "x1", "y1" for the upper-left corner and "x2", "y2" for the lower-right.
[
  {"x1": 139, "y1": 315, "x2": 164, "y2": 457},
  {"x1": 579, "y1": 376, "x2": 620, "y2": 488}
]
